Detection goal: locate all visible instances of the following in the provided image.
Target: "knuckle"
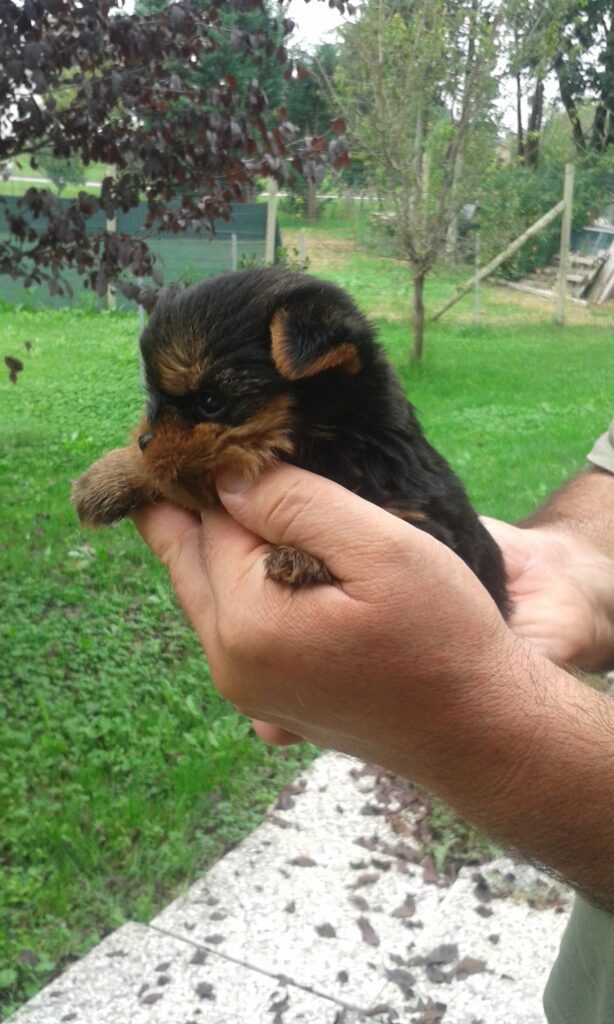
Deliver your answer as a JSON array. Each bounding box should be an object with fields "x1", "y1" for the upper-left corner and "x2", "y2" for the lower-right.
[
  {"x1": 216, "y1": 604, "x2": 266, "y2": 664},
  {"x1": 158, "y1": 521, "x2": 200, "y2": 575},
  {"x1": 215, "y1": 608, "x2": 246, "y2": 659},
  {"x1": 162, "y1": 534, "x2": 191, "y2": 576},
  {"x1": 260, "y1": 476, "x2": 323, "y2": 548},
  {"x1": 216, "y1": 577, "x2": 289, "y2": 664}
]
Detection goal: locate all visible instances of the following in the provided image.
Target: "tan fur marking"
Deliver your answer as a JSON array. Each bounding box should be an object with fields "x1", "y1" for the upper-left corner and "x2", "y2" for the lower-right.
[
  {"x1": 72, "y1": 440, "x2": 159, "y2": 526},
  {"x1": 270, "y1": 309, "x2": 361, "y2": 380},
  {"x1": 386, "y1": 506, "x2": 427, "y2": 524},
  {"x1": 269, "y1": 309, "x2": 294, "y2": 378},
  {"x1": 73, "y1": 396, "x2": 296, "y2": 522},
  {"x1": 140, "y1": 395, "x2": 295, "y2": 511},
  {"x1": 265, "y1": 545, "x2": 333, "y2": 586},
  {"x1": 153, "y1": 338, "x2": 206, "y2": 395}
]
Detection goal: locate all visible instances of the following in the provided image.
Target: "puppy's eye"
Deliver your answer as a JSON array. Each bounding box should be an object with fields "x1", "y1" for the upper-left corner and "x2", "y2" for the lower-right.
[{"x1": 195, "y1": 392, "x2": 226, "y2": 420}]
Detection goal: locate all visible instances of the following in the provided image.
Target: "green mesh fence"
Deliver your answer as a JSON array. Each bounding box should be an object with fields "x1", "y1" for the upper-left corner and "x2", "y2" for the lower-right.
[{"x1": 0, "y1": 197, "x2": 279, "y2": 310}]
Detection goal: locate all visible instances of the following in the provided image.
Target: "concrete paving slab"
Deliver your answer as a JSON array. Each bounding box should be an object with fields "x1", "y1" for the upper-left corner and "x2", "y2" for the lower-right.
[
  {"x1": 8, "y1": 922, "x2": 371, "y2": 1024},
  {"x1": 151, "y1": 754, "x2": 446, "y2": 1014},
  {"x1": 9, "y1": 754, "x2": 573, "y2": 1024},
  {"x1": 407, "y1": 857, "x2": 572, "y2": 1024}
]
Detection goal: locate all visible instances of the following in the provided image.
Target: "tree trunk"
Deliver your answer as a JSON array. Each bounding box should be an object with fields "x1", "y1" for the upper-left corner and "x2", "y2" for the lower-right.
[
  {"x1": 515, "y1": 72, "x2": 524, "y2": 162},
  {"x1": 410, "y1": 270, "x2": 425, "y2": 362},
  {"x1": 591, "y1": 19, "x2": 614, "y2": 151},
  {"x1": 306, "y1": 178, "x2": 317, "y2": 223},
  {"x1": 446, "y1": 150, "x2": 464, "y2": 264},
  {"x1": 554, "y1": 57, "x2": 586, "y2": 154},
  {"x1": 591, "y1": 102, "x2": 608, "y2": 151},
  {"x1": 524, "y1": 79, "x2": 544, "y2": 168}
]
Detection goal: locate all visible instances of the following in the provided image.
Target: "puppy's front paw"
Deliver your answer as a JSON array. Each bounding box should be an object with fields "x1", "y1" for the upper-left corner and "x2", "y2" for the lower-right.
[
  {"x1": 72, "y1": 447, "x2": 155, "y2": 526},
  {"x1": 264, "y1": 544, "x2": 334, "y2": 586}
]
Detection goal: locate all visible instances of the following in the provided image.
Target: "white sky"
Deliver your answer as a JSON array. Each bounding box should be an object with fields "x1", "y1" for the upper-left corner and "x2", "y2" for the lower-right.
[
  {"x1": 285, "y1": 0, "x2": 349, "y2": 50},
  {"x1": 121, "y1": 1, "x2": 351, "y2": 49},
  {"x1": 119, "y1": 2, "x2": 531, "y2": 130}
]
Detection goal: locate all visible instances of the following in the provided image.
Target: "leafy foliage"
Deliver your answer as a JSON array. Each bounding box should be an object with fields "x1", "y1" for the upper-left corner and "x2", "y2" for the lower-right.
[
  {"x1": 335, "y1": 0, "x2": 502, "y2": 358},
  {"x1": 476, "y1": 150, "x2": 614, "y2": 277},
  {"x1": 506, "y1": 0, "x2": 614, "y2": 164},
  {"x1": 0, "y1": 0, "x2": 349, "y2": 308},
  {"x1": 136, "y1": 0, "x2": 287, "y2": 108},
  {"x1": 36, "y1": 153, "x2": 85, "y2": 196},
  {"x1": 284, "y1": 43, "x2": 345, "y2": 219},
  {"x1": 553, "y1": 0, "x2": 614, "y2": 153}
]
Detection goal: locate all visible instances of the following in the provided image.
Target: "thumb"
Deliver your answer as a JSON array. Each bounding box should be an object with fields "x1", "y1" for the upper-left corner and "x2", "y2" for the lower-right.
[
  {"x1": 131, "y1": 500, "x2": 213, "y2": 634},
  {"x1": 481, "y1": 516, "x2": 532, "y2": 586},
  {"x1": 216, "y1": 463, "x2": 431, "y2": 587}
]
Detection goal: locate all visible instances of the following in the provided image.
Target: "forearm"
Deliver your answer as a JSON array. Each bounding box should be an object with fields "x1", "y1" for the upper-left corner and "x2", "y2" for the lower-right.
[
  {"x1": 385, "y1": 641, "x2": 614, "y2": 912},
  {"x1": 412, "y1": 456, "x2": 614, "y2": 901},
  {"x1": 521, "y1": 467, "x2": 614, "y2": 558},
  {"x1": 483, "y1": 460, "x2": 614, "y2": 897},
  {"x1": 135, "y1": 466, "x2": 614, "y2": 911}
]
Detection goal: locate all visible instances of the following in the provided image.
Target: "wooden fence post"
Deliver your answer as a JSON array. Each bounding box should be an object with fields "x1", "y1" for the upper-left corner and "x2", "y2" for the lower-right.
[
  {"x1": 265, "y1": 179, "x2": 278, "y2": 265},
  {"x1": 554, "y1": 163, "x2": 575, "y2": 326},
  {"x1": 473, "y1": 230, "x2": 480, "y2": 327},
  {"x1": 105, "y1": 164, "x2": 116, "y2": 311},
  {"x1": 430, "y1": 199, "x2": 565, "y2": 321}
]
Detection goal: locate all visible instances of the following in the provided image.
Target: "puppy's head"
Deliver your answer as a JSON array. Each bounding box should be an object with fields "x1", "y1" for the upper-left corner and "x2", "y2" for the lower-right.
[{"x1": 136, "y1": 267, "x2": 376, "y2": 508}]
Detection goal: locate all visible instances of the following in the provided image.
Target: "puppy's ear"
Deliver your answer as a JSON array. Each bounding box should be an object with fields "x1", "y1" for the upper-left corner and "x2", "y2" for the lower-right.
[{"x1": 269, "y1": 288, "x2": 367, "y2": 381}]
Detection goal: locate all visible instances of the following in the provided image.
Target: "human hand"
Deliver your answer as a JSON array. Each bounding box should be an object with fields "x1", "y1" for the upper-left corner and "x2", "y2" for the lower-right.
[
  {"x1": 133, "y1": 465, "x2": 525, "y2": 791},
  {"x1": 482, "y1": 517, "x2": 614, "y2": 671},
  {"x1": 133, "y1": 469, "x2": 614, "y2": 908}
]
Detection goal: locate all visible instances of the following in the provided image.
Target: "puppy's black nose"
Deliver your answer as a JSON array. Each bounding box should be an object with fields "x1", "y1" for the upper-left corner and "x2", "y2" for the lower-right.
[{"x1": 138, "y1": 431, "x2": 153, "y2": 452}]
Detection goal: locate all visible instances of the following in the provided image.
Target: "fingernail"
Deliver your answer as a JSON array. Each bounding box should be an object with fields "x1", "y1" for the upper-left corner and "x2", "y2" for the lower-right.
[{"x1": 216, "y1": 469, "x2": 250, "y2": 494}]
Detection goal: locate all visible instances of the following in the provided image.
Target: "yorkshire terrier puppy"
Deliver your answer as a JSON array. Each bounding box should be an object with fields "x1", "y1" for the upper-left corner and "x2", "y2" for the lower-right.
[{"x1": 72, "y1": 267, "x2": 509, "y2": 616}]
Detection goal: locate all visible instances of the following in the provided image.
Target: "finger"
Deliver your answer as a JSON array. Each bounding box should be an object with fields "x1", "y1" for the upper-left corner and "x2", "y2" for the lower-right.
[
  {"x1": 251, "y1": 720, "x2": 304, "y2": 745},
  {"x1": 198, "y1": 503, "x2": 283, "y2": 625},
  {"x1": 480, "y1": 516, "x2": 533, "y2": 584},
  {"x1": 132, "y1": 501, "x2": 213, "y2": 629},
  {"x1": 132, "y1": 501, "x2": 201, "y2": 567},
  {"x1": 200, "y1": 503, "x2": 266, "y2": 569},
  {"x1": 216, "y1": 463, "x2": 435, "y2": 589}
]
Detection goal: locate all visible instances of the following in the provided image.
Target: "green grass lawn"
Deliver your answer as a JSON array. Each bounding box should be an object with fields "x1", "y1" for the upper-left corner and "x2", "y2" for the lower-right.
[
  {"x1": 316, "y1": 247, "x2": 612, "y2": 520},
  {"x1": 0, "y1": 308, "x2": 315, "y2": 1017},
  {"x1": 0, "y1": 158, "x2": 109, "y2": 199},
  {"x1": 1, "y1": 238, "x2": 612, "y2": 1017}
]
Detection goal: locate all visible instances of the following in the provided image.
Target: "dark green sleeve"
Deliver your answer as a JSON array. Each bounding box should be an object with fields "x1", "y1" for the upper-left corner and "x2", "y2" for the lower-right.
[
  {"x1": 544, "y1": 420, "x2": 614, "y2": 1022},
  {"x1": 587, "y1": 420, "x2": 614, "y2": 473},
  {"x1": 544, "y1": 896, "x2": 614, "y2": 1024}
]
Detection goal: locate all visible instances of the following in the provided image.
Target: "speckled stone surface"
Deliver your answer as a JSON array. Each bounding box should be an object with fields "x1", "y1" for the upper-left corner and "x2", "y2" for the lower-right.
[
  {"x1": 151, "y1": 753, "x2": 445, "y2": 1013},
  {"x1": 8, "y1": 922, "x2": 369, "y2": 1024},
  {"x1": 408, "y1": 859, "x2": 572, "y2": 1024},
  {"x1": 10, "y1": 753, "x2": 573, "y2": 1024}
]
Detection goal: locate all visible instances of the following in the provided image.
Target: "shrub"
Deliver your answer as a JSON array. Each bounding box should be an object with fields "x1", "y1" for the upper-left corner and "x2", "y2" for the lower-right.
[{"x1": 475, "y1": 153, "x2": 613, "y2": 279}]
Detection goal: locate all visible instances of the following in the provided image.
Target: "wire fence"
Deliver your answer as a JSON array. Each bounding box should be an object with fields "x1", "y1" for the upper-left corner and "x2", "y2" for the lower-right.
[{"x1": 0, "y1": 197, "x2": 279, "y2": 310}]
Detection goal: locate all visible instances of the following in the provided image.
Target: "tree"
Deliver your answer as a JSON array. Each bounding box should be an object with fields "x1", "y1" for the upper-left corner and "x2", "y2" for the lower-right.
[
  {"x1": 136, "y1": 0, "x2": 287, "y2": 110},
  {"x1": 285, "y1": 43, "x2": 339, "y2": 221},
  {"x1": 336, "y1": 0, "x2": 502, "y2": 360},
  {"x1": 0, "y1": 0, "x2": 348, "y2": 308},
  {"x1": 507, "y1": 0, "x2": 614, "y2": 165},
  {"x1": 553, "y1": 0, "x2": 613, "y2": 153},
  {"x1": 506, "y1": 0, "x2": 560, "y2": 168},
  {"x1": 135, "y1": 0, "x2": 289, "y2": 201}
]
